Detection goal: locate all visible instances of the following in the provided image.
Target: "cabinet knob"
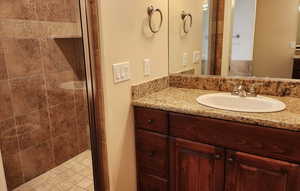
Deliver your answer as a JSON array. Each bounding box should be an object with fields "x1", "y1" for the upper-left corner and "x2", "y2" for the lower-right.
[
  {"x1": 148, "y1": 151, "x2": 156, "y2": 157},
  {"x1": 215, "y1": 154, "x2": 222, "y2": 159},
  {"x1": 147, "y1": 119, "x2": 154, "y2": 124},
  {"x1": 227, "y1": 158, "x2": 234, "y2": 162}
]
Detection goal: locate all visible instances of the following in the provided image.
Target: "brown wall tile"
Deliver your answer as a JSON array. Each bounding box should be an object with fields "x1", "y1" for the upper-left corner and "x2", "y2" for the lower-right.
[
  {"x1": 77, "y1": 128, "x2": 90, "y2": 153},
  {"x1": 47, "y1": 0, "x2": 70, "y2": 22},
  {"x1": 0, "y1": 119, "x2": 18, "y2": 155},
  {"x1": 2, "y1": 153, "x2": 24, "y2": 190},
  {"x1": 3, "y1": 39, "x2": 42, "y2": 78},
  {"x1": 0, "y1": 48, "x2": 7, "y2": 80},
  {"x1": 10, "y1": 75, "x2": 47, "y2": 116},
  {"x1": 16, "y1": 109, "x2": 51, "y2": 151},
  {"x1": 0, "y1": 0, "x2": 36, "y2": 20},
  {"x1": 35, "y1": 1, "x2": 48, "y2": 21},
  {"x1": 0, "y1": 80, "x2": 13, "y2": 121},
  {"x1": 45, "y1": 71, "x2": 75, "y2": 106},
  {"x1": 53, "y1": 131, "x2": 79, "y2": 165},
  {"x1": 0, "y1": 0, "x2": 79, "y2": 22},
  {"x1": 20, "y1": 141, "x2": 54, "y2": 181},
  {"x1": 49, "y1": 101, "x2": 76, "y2": 137},
  {"x1": 75, "y1": 89, "x2": 89, "y2": 129},
  {"x1": 42, "y1": 39, "x2": 75, "y2": 73},
  {"x1": 64, "y1": 0, "x2": 79, "y2": 22}
]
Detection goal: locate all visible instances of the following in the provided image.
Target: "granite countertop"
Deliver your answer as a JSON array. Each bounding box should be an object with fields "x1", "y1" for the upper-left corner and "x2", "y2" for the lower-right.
[{"x1": 132, "y1": 87, "x2": 300, "y2": 132}]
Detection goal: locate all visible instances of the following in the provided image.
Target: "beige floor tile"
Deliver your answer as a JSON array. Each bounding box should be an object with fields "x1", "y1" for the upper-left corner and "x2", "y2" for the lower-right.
[
  {"x1": 86, "y1": 184, "x2": 95, "y2": 191},
  {"x1": 13, "y1": 150, "x2": 94, "y2": 191},
  {"x1": 77, "y1": 177, "x2": 93, "y2": 189},
  {"x1": 69, "y1": 186, "x2": 87, "y2": 191}
]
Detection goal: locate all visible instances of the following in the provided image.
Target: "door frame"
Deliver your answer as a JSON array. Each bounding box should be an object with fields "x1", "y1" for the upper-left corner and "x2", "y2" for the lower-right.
[{"x1": 79, "y1": 0, "x2": 109, "y2": 190}]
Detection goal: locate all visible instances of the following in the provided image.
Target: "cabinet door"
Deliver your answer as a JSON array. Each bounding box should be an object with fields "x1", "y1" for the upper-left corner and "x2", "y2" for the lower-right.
[
  {"x1": 170, "y1": 138, "x2": 225, "y2": 191},
  {"x1": 225, "y1": 151, "x2": 300, "y2": 191},
  {"x1": 139, "y1": 174, "x2": 168, "y2": 191}
]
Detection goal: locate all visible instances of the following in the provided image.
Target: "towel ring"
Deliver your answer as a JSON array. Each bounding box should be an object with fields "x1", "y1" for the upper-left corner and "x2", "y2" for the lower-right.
[
  {"x1": 147, "y1": 5, "x2": 163, "y2": 33},
  {"x1": 181, "y1": 11, "x2": 193, "y2": 33}
]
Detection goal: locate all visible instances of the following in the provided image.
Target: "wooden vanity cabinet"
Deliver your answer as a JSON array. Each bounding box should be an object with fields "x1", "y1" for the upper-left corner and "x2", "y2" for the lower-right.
[{"x1": 134, "y1": 107, "x2": 300, "y2": 191}]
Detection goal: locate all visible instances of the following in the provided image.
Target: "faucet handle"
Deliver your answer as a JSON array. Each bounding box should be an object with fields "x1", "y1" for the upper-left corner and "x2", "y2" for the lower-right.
[
  {"x1": 228, "y1": 81, "x2": 241, "y2": 96},
  {"x1": 248, "y1": 83, "x2": 263, "y2": 97}
]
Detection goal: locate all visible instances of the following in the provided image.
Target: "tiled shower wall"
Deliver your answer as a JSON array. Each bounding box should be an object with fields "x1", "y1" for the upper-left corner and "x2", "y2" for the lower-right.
[{"x1": 0, "y1": 0, "x2": 90, "y2": 190}]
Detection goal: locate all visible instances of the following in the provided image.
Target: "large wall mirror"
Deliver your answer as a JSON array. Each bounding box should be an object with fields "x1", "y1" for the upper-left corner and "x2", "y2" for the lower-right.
[{"x1": 169, "y1": 0, "x2": 300, "y2": 79}]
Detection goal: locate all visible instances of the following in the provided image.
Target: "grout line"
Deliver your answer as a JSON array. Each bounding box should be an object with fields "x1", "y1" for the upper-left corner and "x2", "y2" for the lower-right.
[{"x1": 40, "y1": 38, "x2": 57, "y2": 168}]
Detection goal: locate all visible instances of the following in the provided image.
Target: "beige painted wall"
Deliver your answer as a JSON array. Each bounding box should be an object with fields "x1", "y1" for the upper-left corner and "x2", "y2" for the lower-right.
[
  {"x1": 99, "y1": 0, "x2": 169, "y2": 190},
  {"x1": 169, "y1": 0, "x2": 204, "y2": 74},
  {"x1": 252, "y1": 0, "x2": 298, "y2": 78}
]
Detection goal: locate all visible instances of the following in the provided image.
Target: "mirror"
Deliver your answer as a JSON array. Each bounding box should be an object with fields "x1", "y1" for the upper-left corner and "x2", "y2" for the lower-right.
[{"x1": 169, "y1": 0, "x2": 300, "y2": 79}]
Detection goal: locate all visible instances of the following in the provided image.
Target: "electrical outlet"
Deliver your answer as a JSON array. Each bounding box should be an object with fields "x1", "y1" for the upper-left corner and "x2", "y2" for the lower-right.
[
  {"x1": 182, "y1": 53, "x2": 188, "y2": 66},
  {"x1": 144, "y1": 58, "x2": 151, "y2": 76},
  {"x1": 193, "y1": 51, "x2": 201, "y2": 63},
  {"x1": 113, "y1": 62, "x2": 130, "y2": 83}
]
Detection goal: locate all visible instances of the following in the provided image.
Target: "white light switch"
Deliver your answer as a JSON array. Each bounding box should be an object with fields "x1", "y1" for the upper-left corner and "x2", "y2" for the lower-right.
[
  {"x1": 144, "y1": 58, "x2": 151, "y2": 76},
  {"x1": 193, "y1": 51, "x2": 201, "y2": 64},
  {"x1": 182, "y1": 53, "x2": 188, "y2": 66},
  {"x1": 113, "y1": 62, "x2": 130, "y2": 83}
]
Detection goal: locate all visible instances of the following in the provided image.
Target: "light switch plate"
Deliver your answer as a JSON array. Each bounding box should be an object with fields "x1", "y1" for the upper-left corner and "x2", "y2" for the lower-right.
[
  {"x1": 182, "y1": 53, "x2": 188, "y2": 66},
  {"x1": 144, "y1": 58, "x2": 151, "y2": 76},
  {"x1": 113, "y1": 62, "x2": 130, "y2": 83}
]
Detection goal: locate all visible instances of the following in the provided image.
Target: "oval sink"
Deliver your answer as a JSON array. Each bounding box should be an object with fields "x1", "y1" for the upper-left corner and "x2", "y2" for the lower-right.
[{"x1": 196, "y1": 93, "x2": 286, "y2": 113}]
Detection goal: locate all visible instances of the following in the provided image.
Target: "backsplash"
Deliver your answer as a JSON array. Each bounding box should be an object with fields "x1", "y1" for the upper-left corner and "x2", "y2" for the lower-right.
[
  {"x1": 132, "y1": 76, "x2": 169, "y2": 100},
  {"x1": 170, "y1": 75, "x2": 300, "y2": 98},
  {"x1": 132, "y1": 74, "x2": 300, "y2": 100}
]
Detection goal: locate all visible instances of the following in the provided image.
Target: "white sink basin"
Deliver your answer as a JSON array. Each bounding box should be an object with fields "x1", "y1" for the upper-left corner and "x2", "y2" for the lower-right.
[{"x1": 196, "y1": 93, "x2": 286, "y2": 113}]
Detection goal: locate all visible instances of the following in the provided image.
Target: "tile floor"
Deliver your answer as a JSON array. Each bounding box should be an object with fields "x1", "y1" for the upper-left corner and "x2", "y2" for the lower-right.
[{"x1": 13, "y1": 150, "x2": 94, "y2": 191}]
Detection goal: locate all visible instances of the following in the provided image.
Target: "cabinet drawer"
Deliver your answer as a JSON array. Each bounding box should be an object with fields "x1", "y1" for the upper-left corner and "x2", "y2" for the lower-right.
[
  {"x1": 139, "y1": 174, "x2": 168, "y2": 191},
  {"x1": 169, "y1": 112, "x2": 300, "y2": 163},
  {"x1": 134, "y1": 107, "x2": 168, "y2": 134},
  {"x1": 136, "y1": 130, "x2": 168, "y2": 178}
]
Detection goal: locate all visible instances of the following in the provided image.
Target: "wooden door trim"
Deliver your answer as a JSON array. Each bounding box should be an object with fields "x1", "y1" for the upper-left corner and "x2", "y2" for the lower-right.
[{"x1": 79, "y1": 0, "x2": 109, "y2": 190}]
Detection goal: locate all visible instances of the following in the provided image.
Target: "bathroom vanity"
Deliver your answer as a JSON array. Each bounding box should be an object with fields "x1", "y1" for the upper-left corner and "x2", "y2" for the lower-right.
[{"x1": 133, "y1": 87, "x2": 300, "y2": 191}]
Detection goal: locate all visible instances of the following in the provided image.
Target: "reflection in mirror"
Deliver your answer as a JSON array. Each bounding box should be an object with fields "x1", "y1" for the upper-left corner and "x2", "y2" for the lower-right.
[
  {"x1": 227, "y1": 0, "x2": 300, "y2": 79},
  {"x1": 169, "y1": 0, "x2": 300, "y2": 80},
  {"x1": 169, "y1": 0, "x2": 219, "y2": 76}
]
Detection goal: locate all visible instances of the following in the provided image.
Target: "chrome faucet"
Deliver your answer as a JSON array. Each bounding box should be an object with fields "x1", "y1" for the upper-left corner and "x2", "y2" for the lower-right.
[{"x1": 230, "y1": 82, "x2": 262, "y2": 97}]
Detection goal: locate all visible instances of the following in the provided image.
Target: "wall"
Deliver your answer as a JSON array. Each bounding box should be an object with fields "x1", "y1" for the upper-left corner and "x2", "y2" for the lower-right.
[
  {"x1": 0, "y1": 1, "x2": 90, "y2": 189},
  {"x1": 252, "y1": 0, "x2": 298, "y2": 78},
  {"x1": 99, "y1": 0, "x2": 169, "y2": 190},
  {"x1": 169, "y1": 0, "x2": 203, "y2": 74}
]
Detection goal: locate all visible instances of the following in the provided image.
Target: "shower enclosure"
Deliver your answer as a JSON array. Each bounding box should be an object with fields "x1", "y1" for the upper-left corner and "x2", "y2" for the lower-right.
[{"x1": 0, "y1": 0, "x2": 100, "y2": 190}]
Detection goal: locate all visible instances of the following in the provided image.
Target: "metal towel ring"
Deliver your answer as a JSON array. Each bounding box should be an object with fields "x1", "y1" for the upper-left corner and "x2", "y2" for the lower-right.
[
  {"x1": 181, "y1": 11, "x2": 193, "y2": 33},
  {"x1": 147, "y1": 5, "x2": 163, "y2": 33}
]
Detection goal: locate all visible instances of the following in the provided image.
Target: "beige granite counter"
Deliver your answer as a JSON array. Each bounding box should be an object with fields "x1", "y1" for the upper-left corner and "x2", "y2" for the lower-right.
[{"x1": 132, "y1": 87, "x2": 300, "y2": 132}]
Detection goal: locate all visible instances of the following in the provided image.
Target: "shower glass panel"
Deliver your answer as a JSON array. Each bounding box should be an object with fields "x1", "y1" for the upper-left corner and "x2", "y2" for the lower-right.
[{"x1": 0, "y1": 0, "x2": 95, "y2": 190}]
